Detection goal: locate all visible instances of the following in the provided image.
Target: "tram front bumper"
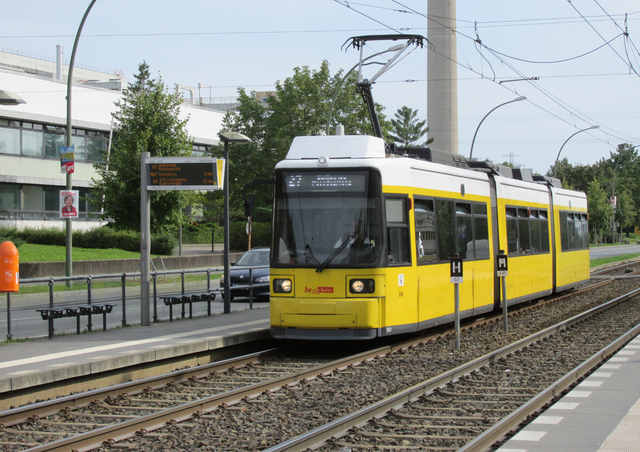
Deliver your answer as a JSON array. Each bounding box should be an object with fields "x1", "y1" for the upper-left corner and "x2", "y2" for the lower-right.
[{"x1": 271, "y1": 297, "x2": 381, "y2": 330}]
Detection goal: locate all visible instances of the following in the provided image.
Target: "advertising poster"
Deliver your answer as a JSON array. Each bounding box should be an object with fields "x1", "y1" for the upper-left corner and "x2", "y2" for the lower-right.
[
  {"x1": 60, "y1": 147, "x2": 75, "y2": 174},
  {"x1": 60, "y1": 190, "x2": 79, "y2": 219}
]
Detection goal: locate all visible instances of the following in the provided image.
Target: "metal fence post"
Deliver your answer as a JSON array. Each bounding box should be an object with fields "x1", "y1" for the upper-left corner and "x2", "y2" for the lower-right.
[
  {"x1": 48, "y1": 278, "x2": 54, "y2": 339},
  {"x1": 181, "y1": 270, "x2": 186, "y2": 318},
  {"x1": 153, "y1": 273, "x2": 158, "y2": 323},
  {"x1": 121, "y1": 273, "x2": 127, "y2": 327},
  {"x1": 49, "y1": 278, "x2": 54, "y2": 308},
  {"x1": 249, "y1": 267, "x2": 254, "y2": 310},
  {"x1": 6, "y1": 293, "x2": 12, "y2": 341},
  {"x1": 87, "y1": 275, "x2": 93, "y2": 332}
]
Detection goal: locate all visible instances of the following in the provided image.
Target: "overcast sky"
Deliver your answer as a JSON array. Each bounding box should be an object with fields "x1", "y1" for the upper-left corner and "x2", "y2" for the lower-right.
[{"x1": 3, "y1": 0, "x2": 640, "y2": 174}]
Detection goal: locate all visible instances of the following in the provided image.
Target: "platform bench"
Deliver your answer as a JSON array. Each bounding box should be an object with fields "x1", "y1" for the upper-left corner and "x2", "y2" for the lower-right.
[
  {"x1": 36, "y1": 303, "x2": 117, "y2": 338},
  {"x1": 160, "y1": 292, "x2": 216, "y2": 321}
]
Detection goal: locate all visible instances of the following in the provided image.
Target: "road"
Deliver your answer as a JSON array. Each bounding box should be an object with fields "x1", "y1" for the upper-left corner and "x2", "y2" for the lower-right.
[
  {"x1": 0, "y1": 276, "x2": 268, "y2": 341},
  {"x1": 590, "y1": 244, "x2": 640, "y2": 260}
]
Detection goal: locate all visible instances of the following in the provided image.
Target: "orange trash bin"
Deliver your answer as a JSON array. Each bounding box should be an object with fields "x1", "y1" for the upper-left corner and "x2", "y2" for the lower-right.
[{"x1": 0, "y1": 241, "x2": 19, "y2": 292}]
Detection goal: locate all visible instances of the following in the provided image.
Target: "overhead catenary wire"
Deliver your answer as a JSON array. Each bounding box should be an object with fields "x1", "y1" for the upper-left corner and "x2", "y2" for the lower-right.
[
  {"x1": 567, "y1": 0, "x2": 640, "y2": 77},
  {"x1": 333, "y1": 0, "x2": 638, "y2": 152}
]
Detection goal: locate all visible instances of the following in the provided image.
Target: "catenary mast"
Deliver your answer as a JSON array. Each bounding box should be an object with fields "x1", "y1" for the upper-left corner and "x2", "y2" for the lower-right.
[{"x1": 427, "y1": 0, "x2": 458, "y2": 154}]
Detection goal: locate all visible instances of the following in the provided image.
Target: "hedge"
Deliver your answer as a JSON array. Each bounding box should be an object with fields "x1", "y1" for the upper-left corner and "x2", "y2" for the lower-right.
[
  {"x1": 0, "y1": 226, "x2": 176, "y2": 255},
  {"x1": 229, "y1": 221, "x2": 271, "y2": 251}
]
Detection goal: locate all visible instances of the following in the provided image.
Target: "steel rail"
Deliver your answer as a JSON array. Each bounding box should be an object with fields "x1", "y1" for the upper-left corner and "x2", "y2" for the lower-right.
[
  {"x1": 0, "y1": 346, "x2": 287, "y2": 428},
  {"x1": 263, "y1": 287, "x2": 640, "y2": 452},
  {"x1": 18, "y1": 340, "x2": 420, "y2": 452},
  {"x1": 458, "y1": 320, "x2": 640, "y2": 452}
]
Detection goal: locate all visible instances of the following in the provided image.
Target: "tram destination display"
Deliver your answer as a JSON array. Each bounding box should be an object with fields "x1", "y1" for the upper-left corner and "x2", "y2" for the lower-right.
[
  {"x1": 146, "y1": 157, "x2": 221, "y2": 191},
  {"x1": 284, "y1": 172, "x2": 366, "y2": 193}
]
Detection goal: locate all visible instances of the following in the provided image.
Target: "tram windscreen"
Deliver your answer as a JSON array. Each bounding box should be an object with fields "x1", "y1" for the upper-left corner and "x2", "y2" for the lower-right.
[{"x1": 273, "y1": 170, "x2": 383, "y2": 268}]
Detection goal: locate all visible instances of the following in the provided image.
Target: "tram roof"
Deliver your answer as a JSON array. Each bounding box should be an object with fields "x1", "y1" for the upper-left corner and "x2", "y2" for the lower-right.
[{"x1": 286, "y1": 135, "x2": 386, "y2": 160}]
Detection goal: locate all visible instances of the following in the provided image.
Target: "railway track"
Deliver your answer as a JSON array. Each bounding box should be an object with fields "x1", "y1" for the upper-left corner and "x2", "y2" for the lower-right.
[
  {"x1": 0, "y1": 264, "x2": 638, "y2": 451},
  {"x1": 273, "y1": 288, "x2": 640, "y2": 451}
]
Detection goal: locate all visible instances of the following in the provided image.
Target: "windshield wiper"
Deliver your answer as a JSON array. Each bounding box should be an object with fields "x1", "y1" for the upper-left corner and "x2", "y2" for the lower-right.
[{"x1": 316, "y1": 235, "x2": 356, "y2": 273}]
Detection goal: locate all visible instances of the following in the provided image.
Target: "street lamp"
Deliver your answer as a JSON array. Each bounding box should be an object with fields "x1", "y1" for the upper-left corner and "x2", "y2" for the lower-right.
[
  {"x1": 469, "y1": 96, "x2": 526, "y2": 160},
  {"x1": 552, "y1": 125, "x2": 600, "y2": 178},
  {"x1": 218, "y1": 132, "x2": 252, "y2": 314},
  {"x1": 611, "y1": 151, "x2": 621, "y2": 243},
  {"x1": 0, "y1": 90, "x2": 26, "y2": 105},
  {"x1": 65, "y1": 0, "x2": 98, "y2": 284}
]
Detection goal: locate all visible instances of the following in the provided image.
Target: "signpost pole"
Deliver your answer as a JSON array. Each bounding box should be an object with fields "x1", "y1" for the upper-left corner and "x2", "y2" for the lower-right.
[
  {"x1": 454, "y1": 282, "x2": 460, "y2": 350},
  {"x1": 140, "y1": 152, "x2": 151, "y2": 326},
  {"x1": 502, "y1": 274, "x2": 508, "y2": 333},
  {"x1": 449, "y1": 253, "x2": 463, "y2": 351},
  {"x1": 497, "y1": 250, "x2": 509, "y2": 333}
]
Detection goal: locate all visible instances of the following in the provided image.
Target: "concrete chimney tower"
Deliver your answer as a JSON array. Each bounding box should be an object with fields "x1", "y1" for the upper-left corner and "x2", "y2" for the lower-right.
[{"x1": 427, "y1": 0, "x2": 458, "y2": 154}]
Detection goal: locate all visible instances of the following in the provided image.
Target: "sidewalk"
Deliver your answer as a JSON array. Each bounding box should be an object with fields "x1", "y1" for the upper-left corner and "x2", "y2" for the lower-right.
[{"x1": 172, "y1": 243, "x2": 225, "y2": 256}]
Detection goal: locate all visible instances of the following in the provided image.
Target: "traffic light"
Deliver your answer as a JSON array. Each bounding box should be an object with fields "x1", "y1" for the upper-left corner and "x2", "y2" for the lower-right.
[{"x1": 244, "y1": 193, "x2": 256, "y2": 218}]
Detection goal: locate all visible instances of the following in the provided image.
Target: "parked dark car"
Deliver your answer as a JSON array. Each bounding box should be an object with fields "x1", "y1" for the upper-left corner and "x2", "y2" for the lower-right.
[{"x1": 220, "y1": 247, "x2": 270, "y2": 301}]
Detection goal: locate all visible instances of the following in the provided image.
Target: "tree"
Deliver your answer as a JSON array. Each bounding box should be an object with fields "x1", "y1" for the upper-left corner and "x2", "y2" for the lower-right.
[
  {"x1": 388, "y1": 106, "x2": 432, "y2": 147},
  {"x1": 92, "y1": 62, "x2": 193, "y2": 233},
  {"x1": 205, "y1": 60, "x2": 391, "y2": 219},
  {"x1": 587, "y1": 178, "x2": 613, "y2": 243},
  {"x1": 615, "y1": 190, "x2": 636, "y2": 236}
]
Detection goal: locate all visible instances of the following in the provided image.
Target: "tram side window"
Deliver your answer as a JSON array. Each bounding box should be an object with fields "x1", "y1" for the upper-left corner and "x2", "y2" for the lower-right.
[
  {"x1": 473, "y1": 203, "x2": 490, "y2": 260},
  {"x1": 415, "y1": 199, "x2": 437, "y2": 265},
  {"x1": 456, "y1": 203, "x2": 474, "y2": 260},
  {"x1": 560, "y1": 211, "x2": 589, "y2": 251},
  {"x1": 436, "y1": 199, "x2": 456, "y2": 261},
  {"x1": 518, "y1": 208, "x2": 531, "y2": 254},
  {"x1": 386, "y1": 197, "x2": 411, "y2": 265},
  {"x1": 530, "y1": 210, "x2": 541, "y2": 253},
  {"x1": 568, "y1": 213, "x2": 577, "y2": 249},
  {"x1": 540, "y1": 210, "x2": 550, "y2": 252},
  {"x1": 560, "y1": 211, "x2": 569, "y2": 251},
  {"x1": 506, "y1": 208, "x2": 519, "y2": 255},
  {"x1": 506, "y1": 206, "x2": 551, "y2": 256}
]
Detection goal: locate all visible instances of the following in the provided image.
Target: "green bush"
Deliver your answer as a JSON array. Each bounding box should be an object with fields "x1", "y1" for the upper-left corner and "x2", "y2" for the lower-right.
[
  {"x1": 181, "y1": 223, "x2": 221, "y2": 244},
  {"x1": 0, "y1": 226, "x2": 175, "y2": 255},
  {"x1": 229, "y1": 221, "x2": 271, "y2": 251},
  {"x1": 8, "y1": 226, "x2": 65, "y2": 246},
  {"x1": 151, "y1": 234, "x2": 177, "y2": 255},
  {"x1": 0, "y1": 227, "x2": 25, "y2": 248}
]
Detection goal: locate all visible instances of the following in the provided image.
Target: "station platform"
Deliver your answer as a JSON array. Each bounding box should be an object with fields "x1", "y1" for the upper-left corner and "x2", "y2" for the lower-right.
[
  {"x1": 0, "y1": 305, "x2": 271, "y2": 407},
  {"x1": 497, "y1": 335, "x2": 640, "y2": 452}
]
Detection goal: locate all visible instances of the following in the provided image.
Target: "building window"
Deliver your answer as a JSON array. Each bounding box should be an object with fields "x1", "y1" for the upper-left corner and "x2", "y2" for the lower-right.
[
  {"x1": 22, "y1": 129, "x2": 44, "y2": 157},
  {"x1": 0, "y1": 184, "x2": 20, "y2": 210},
  {"x1": 44, "y1": 186, "x2": 60, "y2": 212},
  {"x1": 0, "y1": 120, "x2": 107, "y2": 162},
  {"x1": 0, "y1": 127, "x2": 20, "y2": 155}
]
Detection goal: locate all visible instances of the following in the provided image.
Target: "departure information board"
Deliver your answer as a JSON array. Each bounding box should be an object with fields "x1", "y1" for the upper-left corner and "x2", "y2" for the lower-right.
[{"x1": 146, "y1": 158, "x2": 223, "y2": 191}]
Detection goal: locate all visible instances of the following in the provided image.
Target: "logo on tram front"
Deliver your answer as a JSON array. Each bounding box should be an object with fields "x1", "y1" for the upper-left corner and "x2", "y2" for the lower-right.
[{"x1": 304, "y1": 286, "x2": 334, "y2": 294}]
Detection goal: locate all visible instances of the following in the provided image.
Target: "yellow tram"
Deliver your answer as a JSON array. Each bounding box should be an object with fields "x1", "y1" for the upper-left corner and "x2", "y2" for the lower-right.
[{"x1": 269, "y1": 134, "x2": 589, "y2": 340}]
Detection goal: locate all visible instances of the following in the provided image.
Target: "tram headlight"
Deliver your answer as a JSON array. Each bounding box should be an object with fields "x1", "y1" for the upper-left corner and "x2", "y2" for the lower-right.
[
  {"x1": 350, "y1": 279, "x2": 375, "y2": 294},
  {"x1": 273, "y1": 278, "x2": 292, "y2": 293}
]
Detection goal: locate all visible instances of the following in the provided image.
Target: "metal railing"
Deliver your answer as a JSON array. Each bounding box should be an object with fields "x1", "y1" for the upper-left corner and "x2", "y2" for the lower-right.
[
  {"x1": 0, "y1": 210, "x2": 105, "y2": 221},
  {"x1": 1, "y1": 266, "x2": 267, "y2": 341}
]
